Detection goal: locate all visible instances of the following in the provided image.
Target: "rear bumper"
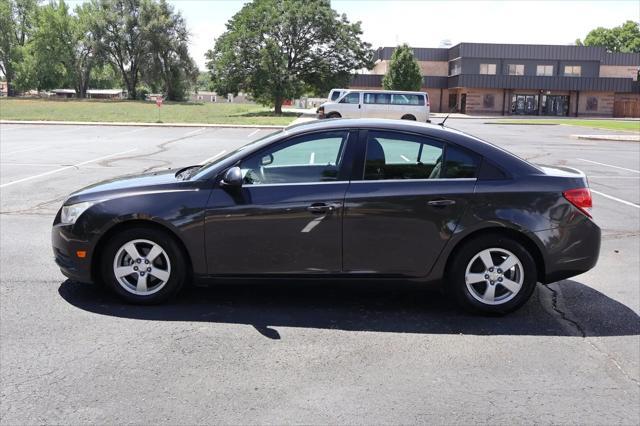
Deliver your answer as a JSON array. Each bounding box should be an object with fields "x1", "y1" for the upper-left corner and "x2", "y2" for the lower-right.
[
  {"x1": 535, "y1": 219, "x2": 601, "y2": 283},
  {"x1": 52, "y1": 223, "x2": 93, "y2": 283}
]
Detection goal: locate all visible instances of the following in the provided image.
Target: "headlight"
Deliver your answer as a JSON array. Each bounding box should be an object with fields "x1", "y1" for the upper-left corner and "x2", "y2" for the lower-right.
[{"x1": 61, "y1": 201, "x2": 96, "y2": 225}]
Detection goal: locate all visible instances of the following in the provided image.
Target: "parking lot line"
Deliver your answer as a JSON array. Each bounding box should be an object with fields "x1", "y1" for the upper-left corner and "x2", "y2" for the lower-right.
[
  {"x1": 201, "y1": 150, "x2": 226, "y2": 164},
  {"x1": 578, "y1": 158, "x2": 640, "y2": 174},
  {"x1": 247, "y1": 129, "x2": 260, "y2": 138},
  {"x1": 0, "y1": 148, "x2": 137, "y2": 188},
  {"x1": 591, "y1": 189, "x2": 640, "y2": 209}
]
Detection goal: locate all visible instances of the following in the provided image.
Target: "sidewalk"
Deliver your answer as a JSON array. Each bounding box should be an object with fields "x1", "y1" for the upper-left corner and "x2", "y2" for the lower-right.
[
  {"x1": 0, "y1": 119, "x2": 286, "y2": 129},
  {"x1": 572, "y1": 134, "x2": 640, "y2": 142}
]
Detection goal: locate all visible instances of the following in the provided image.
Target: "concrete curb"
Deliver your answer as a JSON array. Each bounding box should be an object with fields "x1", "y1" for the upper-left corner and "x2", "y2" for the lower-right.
[
  {"x1": 0, "y1": 120, "x2": 287, "y2": 129},
  {"x1": 572, "y1": 134, "x2": 640, "y2": 142}
]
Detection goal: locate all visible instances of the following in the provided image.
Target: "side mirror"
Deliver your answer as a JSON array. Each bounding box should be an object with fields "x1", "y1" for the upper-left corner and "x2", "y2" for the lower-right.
[{"x1": 220, "y1": 166, "x2": 243, "y2": 188}]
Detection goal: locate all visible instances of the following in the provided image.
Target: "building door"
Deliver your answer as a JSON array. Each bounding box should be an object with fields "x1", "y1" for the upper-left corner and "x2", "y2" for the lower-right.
[
  {"x1": 460, "y1": 94, "x2": 467, "y2": 113},
  {"x1": 511, "y1": 95, "x2": 539, "y2": 115},
  {"x1": 542, "y1": 95, "x2": 570, "y2": 116}
]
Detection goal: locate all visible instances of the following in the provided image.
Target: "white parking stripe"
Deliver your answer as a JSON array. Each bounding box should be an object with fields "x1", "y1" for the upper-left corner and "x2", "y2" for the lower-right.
[
  {"x1": 201, "y1": 150, "x2": 226, "y2": 164},
  {"x1": 578, "y1": 158, "x2": 640, "y2": 174},
  {"x1": 0, "y1": 148, "x2": 137, "y2": 188},
  {"x1": 247, "y1": 129, "x2": 260, "y2": 138},
  {"x1": 184, "y1": 128, "x2": 206, "y2": 137},
  {"x1": 591, "y1": 190, "x2": 640, "y2": 209}
]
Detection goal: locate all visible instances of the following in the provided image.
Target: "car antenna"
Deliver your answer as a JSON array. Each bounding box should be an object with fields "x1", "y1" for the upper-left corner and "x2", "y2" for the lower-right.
[{"x1": 438, "y1": 113, "x2": 451, "y2": 127}]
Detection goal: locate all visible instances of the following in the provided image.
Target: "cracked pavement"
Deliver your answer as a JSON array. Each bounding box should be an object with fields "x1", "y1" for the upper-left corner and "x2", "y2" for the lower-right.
[{"x1": 1, "y1": 121, "x2": 638, "y2": 424}]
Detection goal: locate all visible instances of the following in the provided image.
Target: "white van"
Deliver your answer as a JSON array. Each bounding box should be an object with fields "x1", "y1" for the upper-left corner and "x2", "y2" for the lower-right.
[{"x1": 317, "y1": 89, "x2": 430, "y2": 122}]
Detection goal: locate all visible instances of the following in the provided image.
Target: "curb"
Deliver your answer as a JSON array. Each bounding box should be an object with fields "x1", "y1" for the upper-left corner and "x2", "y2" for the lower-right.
[
  {"x1": 572, "y1": 134, "x2": 640, "y2": 142},
  {"x1": 0, "y1": 120, "x2": 287, "y2": 129},
  {"x1": 484, "y1": 122, "x2": 559, "y2": 125}
]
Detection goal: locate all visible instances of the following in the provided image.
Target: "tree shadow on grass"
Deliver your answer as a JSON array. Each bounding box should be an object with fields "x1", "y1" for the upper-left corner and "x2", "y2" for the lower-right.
[
  {"x1": 233, "y1": 111, "x2": 300, "y2": 118},
  {"x1": 58, "y1": 279, "x2": 639, "y2": 339}
]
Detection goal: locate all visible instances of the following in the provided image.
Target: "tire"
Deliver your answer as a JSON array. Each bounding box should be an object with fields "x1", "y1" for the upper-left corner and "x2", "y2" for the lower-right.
[
  {"x1": 100, "y1": 226, "x2": 188, "y2": 304},
  {"x1": 447, "y1": 234, "x2": 537, "y2": 315},
  {"x1": 401, "y1": 114, "x2": 416, "y2": 120},
  {"x1": 326, "y1": 112, "x2": 341, "y2": 119}
]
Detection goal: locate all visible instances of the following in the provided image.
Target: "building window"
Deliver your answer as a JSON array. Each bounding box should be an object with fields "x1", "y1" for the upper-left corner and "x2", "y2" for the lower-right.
[
  {"x1": 450, "y1": 62, "x2": 461, "y2": 76},
  {"x1": 586, "y1": 97, "x2": 598, "y2": 111},
  {"x1": 564, "y1": 65, "x2": 581, "y2": 77},
  {"x1": 479, "y1": 64, "x2": 496, "y2": 75},
  {"x1": 483, "y1": 94, "x2": 495, "y2": 108},
  {"x1": 536, "y1": 65, "x2": 553, "y2": 76},
  {"x1": 508, "y1": 64, "x2": 525, "y2": 76}
]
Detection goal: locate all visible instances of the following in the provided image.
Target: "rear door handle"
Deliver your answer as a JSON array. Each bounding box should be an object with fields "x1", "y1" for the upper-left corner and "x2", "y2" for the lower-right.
[
  {"x1": 307, "y1": 202, "x2": 338, "y2": 214},
  {"x1": 427, "y1": 199, "x2": 456, "y2": 207}
]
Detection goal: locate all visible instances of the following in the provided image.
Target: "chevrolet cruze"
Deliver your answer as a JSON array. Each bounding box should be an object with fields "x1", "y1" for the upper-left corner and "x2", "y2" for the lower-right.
[{"x1": 52, "y1": 119, "x2": 600, "y2": 314}]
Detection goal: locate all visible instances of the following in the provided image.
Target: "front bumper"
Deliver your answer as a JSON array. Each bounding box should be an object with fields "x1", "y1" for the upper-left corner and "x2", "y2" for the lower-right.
[{"x1": 52, "y1": 223, "x2": 93, "y2": 283}]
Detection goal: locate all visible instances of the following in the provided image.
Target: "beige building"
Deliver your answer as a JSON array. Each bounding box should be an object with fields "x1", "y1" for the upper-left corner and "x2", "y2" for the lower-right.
[{"x1": 352, "y1": 43, "x2": 640, "y2": 117}]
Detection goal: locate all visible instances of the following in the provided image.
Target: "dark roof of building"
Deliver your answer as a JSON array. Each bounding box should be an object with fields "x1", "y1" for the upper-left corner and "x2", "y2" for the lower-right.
[{"x1": 374, "y1": 43, "x2": 640, "y2": 66}]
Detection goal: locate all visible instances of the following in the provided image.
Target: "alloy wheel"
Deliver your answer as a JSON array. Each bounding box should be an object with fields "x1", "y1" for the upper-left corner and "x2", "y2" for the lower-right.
[
  {"x1": 112, "y1": 239, "x2": 172, "y2": 296},
  {"x1": 464, "y1": 247, "x2": 524, "y2": 305}
]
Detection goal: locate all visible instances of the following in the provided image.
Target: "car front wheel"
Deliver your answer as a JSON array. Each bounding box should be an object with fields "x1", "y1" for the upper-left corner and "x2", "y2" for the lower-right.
[
  {"x1": 448, "y1": 235, "x2": 537, "y2": 314},
  {"x1": 101, "y1": 227, "x2": 187, "y2": 304}
]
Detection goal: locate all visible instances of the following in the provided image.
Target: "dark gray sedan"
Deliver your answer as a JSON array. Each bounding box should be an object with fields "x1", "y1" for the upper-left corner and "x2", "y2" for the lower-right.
[{"x1": 52, "y1": 119, "x2": 600, "y2": 314}]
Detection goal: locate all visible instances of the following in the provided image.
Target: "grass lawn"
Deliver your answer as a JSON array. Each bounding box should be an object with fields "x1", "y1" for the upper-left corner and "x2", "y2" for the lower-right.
[
  {"x1": 0, "y1": 98, "x2": 298, "y2": 126},
  {"x1": 490, "y1": 119, "x2": 639, "y2": 132}
]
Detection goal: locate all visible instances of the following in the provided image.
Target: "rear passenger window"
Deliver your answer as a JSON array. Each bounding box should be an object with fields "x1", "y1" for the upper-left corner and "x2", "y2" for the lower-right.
[
  {"x1": 364, "y1": 131, "x2": 444, "y2": 180},
  {"x1": 443, "y1": 145, "x2": 479, "y2": 178},
  {"x1": 364, "y1": 93, "x2": 391, "y2": 104},
  {"x1": 340, "y1": 93, "x2": 360, "y2": 104},
  {"x1": 391, "y1": 94, "x2": 425, "y2": 106}
]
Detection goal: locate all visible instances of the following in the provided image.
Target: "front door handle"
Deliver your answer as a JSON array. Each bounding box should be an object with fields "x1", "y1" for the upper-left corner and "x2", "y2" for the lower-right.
[
  {"x1": 307, "y1": 203, "x2": 337, "y2": 214},
  {"x1": 427, "y1": 199, "x2": 456, "y2": 207}
]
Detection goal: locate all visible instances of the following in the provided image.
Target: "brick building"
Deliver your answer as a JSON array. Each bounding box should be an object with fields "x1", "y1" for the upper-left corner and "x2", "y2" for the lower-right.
[{"x1": 351, "y1": 43, "x2": 639, "y2": 117}]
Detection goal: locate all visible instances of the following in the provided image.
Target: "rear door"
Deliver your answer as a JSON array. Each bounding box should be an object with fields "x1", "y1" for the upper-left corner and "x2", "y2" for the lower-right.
[{"x1": 342, "y1": 129, "x2": 479, "y2": 276}]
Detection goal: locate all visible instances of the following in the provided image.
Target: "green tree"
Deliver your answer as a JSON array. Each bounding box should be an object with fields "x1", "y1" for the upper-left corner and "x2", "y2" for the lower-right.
[
  {"x1": 90, "y1": 0, "x2": 196, "y2": 100},
  {"x1": 577, "y1": 20, "x2": 640, "y2": 53},
  {"x1": 140, "y1": 0, "x2": 197, "y2": 101},
  {"x1": 206, "y1": 0, "x2": 373, "y2": 114},
  {"x1": 382, "y1": 44, "x2": 423, "y2": 91},
  {"x1": 0, "y1": 0, "x2": 39, "y2": 95}
]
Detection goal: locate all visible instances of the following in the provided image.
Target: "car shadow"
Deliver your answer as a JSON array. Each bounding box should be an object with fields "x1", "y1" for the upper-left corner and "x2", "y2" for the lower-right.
[{"x1": 58, "y1": 279, "x2": 639, "y2": 339}]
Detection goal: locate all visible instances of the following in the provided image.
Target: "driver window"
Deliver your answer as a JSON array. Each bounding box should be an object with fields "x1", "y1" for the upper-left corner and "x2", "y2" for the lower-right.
[
  {"x1": 241, "y1": 131, "x2": 349, "y2": 185},
  {"x1": 364, "y1": 131, "x2": 444, "y2": 180}
]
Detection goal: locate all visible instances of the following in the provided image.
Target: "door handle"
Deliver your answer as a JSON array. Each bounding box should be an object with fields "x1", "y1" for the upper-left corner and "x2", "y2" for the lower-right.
[
  {"x1": 427, "y1": 199, "x2": 456, "y2": 207},
  {"x1": 358, "y1": 104, "x2": 361, "y2": 109},
  {"x1": 307, "y1": 203, "x2": 337, "y2": 214}
]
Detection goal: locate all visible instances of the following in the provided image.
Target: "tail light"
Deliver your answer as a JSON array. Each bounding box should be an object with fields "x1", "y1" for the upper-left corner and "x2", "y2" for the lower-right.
[{"x1": 563, "y1": 188, "x2": 592, "y2": 218}]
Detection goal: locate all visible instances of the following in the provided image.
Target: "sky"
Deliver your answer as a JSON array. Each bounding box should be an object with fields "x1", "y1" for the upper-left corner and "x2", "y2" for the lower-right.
[{"x1": 68, "y1": 0, "x2": 640, "y2": 70}]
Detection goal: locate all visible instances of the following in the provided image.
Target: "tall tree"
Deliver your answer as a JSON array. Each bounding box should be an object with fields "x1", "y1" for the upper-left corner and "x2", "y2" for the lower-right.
[
  {"x1": 382, "y1": 44, "x2": 423, "y2": 92},
  {"x1": 140, "y1": 0, "x2": 197, "y2": 101},
  {"x1": 576, "y1": 20, "x2": 640, "y2": 53},
  {"x1": 206, "y1": 0, "x2": 373, "y2": 114},
  {"x1": 0, "y1": 0, "x2": 39, "y2": 95},
  {"x1": 90, "y1": 0, "x2": 146, "y2": 99}
]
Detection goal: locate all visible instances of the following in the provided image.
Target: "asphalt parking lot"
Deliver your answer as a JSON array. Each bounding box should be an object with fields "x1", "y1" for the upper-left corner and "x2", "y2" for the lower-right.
[{"x1": 1, "y1": 120, "x2": 639, "y2": 424}]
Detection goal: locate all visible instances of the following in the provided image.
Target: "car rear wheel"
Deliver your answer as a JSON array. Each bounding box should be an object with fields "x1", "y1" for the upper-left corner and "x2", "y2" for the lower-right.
[
  {"x1": 401, "y1": 114, "x2": 416, "y2": 120},
  {"x1": 101, "y1": 227, "x2": 187, "y2": 304},
  {"x1": 447, "y1": 234, "x2": 537, "y2": 314}
]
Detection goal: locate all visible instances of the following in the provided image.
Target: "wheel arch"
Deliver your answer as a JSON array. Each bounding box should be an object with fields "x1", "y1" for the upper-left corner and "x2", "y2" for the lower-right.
[
  {"x1": 443, "y1": 226, "x2": 546, "y2": 283},
  {"x1": 91, "y1": 219, "x2": 194, "y2": 284},
  {"x1": 401, "y1": 114, "x2": 417, "y2": 120}
]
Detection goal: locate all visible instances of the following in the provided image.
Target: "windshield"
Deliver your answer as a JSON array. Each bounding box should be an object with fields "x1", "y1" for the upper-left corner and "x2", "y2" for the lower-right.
[{"x1": 188, "y1": 129, "x2": 284, "y2": 180}]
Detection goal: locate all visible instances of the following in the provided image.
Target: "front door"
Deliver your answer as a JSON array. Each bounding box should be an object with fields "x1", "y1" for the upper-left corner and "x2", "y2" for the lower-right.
[
  {"x1": 460, "y1": 94, "x2": 467, "y2": 113},
  {"x1": 343, "y1": 130, "x2": 478, "y2": 276},
  {"x1": 205, "y1": 130, "x2": 355, "y2": 275},
  {"x1": 338, "y1": 92, "x2": 362, "y2": 118}
]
